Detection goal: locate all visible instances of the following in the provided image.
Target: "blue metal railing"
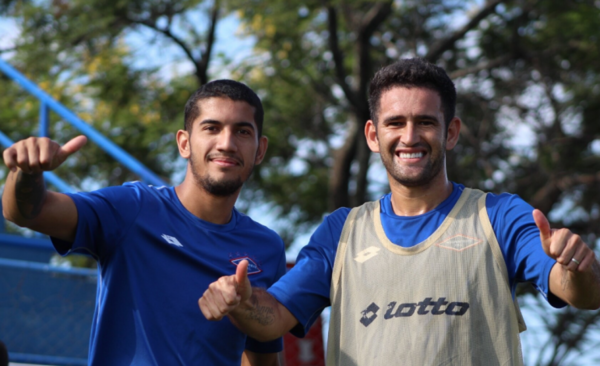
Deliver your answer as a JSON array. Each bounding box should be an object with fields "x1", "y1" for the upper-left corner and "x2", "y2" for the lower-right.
[
  {"x1": 0, "y1": 58, "x2": 168, "y2": 365},
  {"x1": 0, "y1": 57, "x2": 167, "y2": 187}
]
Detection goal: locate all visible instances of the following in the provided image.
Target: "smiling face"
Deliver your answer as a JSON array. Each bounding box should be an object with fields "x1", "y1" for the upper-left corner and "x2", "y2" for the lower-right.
[
  {"x1": 177, "y1": 97, "x2": 268, "y2": 197},
  {"x1": 365, "y1": 86, "x2": 460, "y2": 189}
]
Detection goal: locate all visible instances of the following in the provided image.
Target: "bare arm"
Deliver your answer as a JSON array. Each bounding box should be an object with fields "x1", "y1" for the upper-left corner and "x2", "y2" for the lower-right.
[
  {"x1": 534, "y1": 209, "x2": 600, "y2": 309},
  {"x1": 241, "y1": 350, "x2": 282, "y2": 366},
  {"x1": 2, "y1": 136, "x2": 87, "y2": 241},
  {"x1": 199, "y1": 260, "x2": 299, "y2": 342},
  {"x1": 549, "y1": 260, "x2": 600, "y2": 309}
]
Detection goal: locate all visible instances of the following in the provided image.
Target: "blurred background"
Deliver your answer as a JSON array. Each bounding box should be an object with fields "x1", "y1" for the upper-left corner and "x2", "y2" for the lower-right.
[{"x1": 1, "y1": 0, "x2": 600, "y2": 365}]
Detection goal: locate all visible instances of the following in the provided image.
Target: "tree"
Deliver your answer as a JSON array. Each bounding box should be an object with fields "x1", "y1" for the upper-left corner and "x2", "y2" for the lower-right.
[
  {"x1": 2, "y1": 0, "x2": 600, "y2": 364},
  {"x1": 0, "y1": 0, "x2": 223, "y2": 189}
]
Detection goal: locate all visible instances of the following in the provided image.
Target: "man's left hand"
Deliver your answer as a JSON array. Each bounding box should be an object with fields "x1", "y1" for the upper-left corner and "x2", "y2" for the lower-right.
[{"x1": 533, "y1": 209, "x2": 595, "y2": 272}]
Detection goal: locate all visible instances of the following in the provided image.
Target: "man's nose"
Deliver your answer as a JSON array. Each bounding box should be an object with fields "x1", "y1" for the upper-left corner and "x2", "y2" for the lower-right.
[
  {"x1": 216, "y1": 128, "x2": 237, "y2": 151},
  {"x1": 400, "y1": 122, "x2": 419, "y2": 146}
]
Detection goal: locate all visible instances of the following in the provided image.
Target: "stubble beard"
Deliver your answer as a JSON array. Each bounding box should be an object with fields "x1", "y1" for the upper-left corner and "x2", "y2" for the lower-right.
[
  {"x1": 381, "y1": 142, "x2": 446, "y2": 188},
  {"x1": 189, "y1": 152, "x2": 251, "y2": 197}
]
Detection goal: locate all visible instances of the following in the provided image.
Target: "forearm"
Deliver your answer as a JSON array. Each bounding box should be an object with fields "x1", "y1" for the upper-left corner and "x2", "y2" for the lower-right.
[
  {"x1": 2, "y1": 169, "x2": 47, "y2": 226},
  {"x1": 228, "y1": 288, "x2": 298, "y2": 342},
  {"x1": 550, "y1": 260, "x2": 600, "y2": 309}
]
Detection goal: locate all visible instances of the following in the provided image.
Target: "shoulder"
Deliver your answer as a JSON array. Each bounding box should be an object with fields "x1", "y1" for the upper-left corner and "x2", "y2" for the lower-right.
[
  {"x1": 485, "y1": 191, "x2": 534, "y2": 222},
  {"x1": 125, "y1": 181, "x2": 172, "y2": 199},
  {"x1": 485, "y1": 191, "x2": 531, "y2": 209},
  {"x1": 308, "y1": 207, "x2": 353, "y2": 247},
  {"x1": 235, "y1": 211, "x2": 285, "y2": 250},
  {"x1": 323, "y1": 207, "x2": 353, "y2": 227},
  {"x1": 68, "y1": 182, "x2": 173, "y2": 214}
]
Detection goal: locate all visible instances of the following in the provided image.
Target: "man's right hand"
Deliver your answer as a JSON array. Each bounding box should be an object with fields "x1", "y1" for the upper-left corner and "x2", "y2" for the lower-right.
[
  {"x1": 199, "y1": 259, "x2": 253, "y2": 321},
  {"x1": 3, "y1": 135, "x2": 87, "y2": 174}
]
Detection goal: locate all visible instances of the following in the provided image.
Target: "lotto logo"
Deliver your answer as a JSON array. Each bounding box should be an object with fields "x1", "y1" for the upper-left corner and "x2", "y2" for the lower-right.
[
  {"x1": 354, "y1": 246, "x2": 381, "y2": 263},
  {"x1": 360, "y1": 297, "x2": 470, "y2": 327}
]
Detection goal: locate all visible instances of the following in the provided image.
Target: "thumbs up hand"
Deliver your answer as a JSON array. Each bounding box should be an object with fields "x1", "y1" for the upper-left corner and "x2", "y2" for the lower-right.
[
  {"x1": 3, "y1": 136, "x2": 88, "y2": 174},
  {"x1": 533, "y1": 209, "x2": 595, "y2": 272},
  {"x1": 199, "y1": 260, "x2": 253, "y2": 321}
]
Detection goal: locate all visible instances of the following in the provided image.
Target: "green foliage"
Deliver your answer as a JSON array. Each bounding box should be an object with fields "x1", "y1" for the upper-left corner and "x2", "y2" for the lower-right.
[{"x1": 2, "y1": 1, "x2": 600, "y2": 363}]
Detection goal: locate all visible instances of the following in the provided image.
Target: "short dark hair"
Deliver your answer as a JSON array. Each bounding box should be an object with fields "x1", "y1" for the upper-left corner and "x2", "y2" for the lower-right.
[
  {"x1": 184, "y1": 79, "x2": 264, "y2": 136},
  {"x1": 368, "y1": 58, "x2": 456, "y2": 128}
]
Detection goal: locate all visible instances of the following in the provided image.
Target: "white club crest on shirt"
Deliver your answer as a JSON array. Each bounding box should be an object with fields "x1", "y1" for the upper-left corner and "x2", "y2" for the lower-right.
[
  {"x1": 161, "y1": 234, "x2": 183, "y2": 247},
  {"x1": 436, "y1": 234, "x2": 482, "y2": 251},
  {"x1": 354, "y1": 246, "x2": 381, "y2": 263}
]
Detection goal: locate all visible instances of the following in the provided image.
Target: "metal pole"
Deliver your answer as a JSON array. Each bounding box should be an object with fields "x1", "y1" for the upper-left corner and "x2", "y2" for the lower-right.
[
  {"x1": 39, "y1": 102, "x2": 50, "y2": 137},
  {"x1": 0, "y1": 58, "x2": 167, "y2": 187}
]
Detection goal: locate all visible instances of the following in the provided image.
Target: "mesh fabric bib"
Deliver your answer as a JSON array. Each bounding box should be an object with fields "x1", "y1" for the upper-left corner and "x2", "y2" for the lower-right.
[{"x1": 327, "y1": 188, "x2": 526, "y2": 366}]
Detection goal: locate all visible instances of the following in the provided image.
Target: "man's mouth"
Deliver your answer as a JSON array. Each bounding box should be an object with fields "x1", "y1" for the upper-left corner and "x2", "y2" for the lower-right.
[
  {"x1": 209, "y1": 155, "x2": 242, "y2": 167},
  {"x1": 398, "y1": 152, "x2": 424, "y2": 159}
]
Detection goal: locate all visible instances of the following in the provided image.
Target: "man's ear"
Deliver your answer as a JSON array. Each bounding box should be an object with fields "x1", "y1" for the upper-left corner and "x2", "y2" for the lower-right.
[
  {"x1": 445, "y1": 117, "x2": 461, "y2": 150},
  {"x1": 254, "y1": 136, "x2": 269, "y2": 165},
  {"x1": 176, "y1": 129, "x2": 191, "y2": 159},
  {"x1": 365, "y1": 120, "x2": 380, "y2": 153}
]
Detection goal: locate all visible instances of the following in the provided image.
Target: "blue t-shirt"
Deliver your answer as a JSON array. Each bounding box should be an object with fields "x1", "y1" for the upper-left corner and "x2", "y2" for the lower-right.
[
  {"x1": 51, "y1": 182, "x2": 286, "y2": 366},
  {"x1": 268, "y1": 182, "x2": 564, "y2": 337}
]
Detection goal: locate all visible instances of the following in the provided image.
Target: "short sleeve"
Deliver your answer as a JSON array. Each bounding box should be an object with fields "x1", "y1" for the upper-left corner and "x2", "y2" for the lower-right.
[
  {"x1": 486, "y1": 193, "x2": 566, "y2": 308},
  {"x1": 268, "y1": 208, "x2": 350, "y2": 337},
  {"x1": 50, "y1": 183, "x2": 144, "y2": 260}
]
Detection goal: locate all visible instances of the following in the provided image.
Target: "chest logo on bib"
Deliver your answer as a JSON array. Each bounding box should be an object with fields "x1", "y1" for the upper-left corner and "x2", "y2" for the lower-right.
[
  {"x1": 231, "y1": 256, "x2": 262, "y2": 275},
  {"x1": 354, "y1": 246, "x2": 381, "y2": 263},
  {"x1": 436, "y1": 234, "x2": 482, "y2": 251}
]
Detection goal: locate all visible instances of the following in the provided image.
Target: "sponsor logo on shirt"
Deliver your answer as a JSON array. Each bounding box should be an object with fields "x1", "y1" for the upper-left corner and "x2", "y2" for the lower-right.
[
  {"x1": 359, "y1": 297, "x2": 470, "y2": 327},
  {"x1": 231, "y1": 256, "x2": 262, "y2": 275},
  {"x1": 161, "y1": 234, "x2": 183, "y2": 247},
  {"x1": 354, "y1": 246, "x2": 381, "y2": 263}
]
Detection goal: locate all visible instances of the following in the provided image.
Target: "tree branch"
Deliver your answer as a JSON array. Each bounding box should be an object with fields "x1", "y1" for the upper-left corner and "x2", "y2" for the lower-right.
[
  {"x1": 359, "y1": 1, "x2": 393, "y2": 40},
  {"x1": 448, "y1": 54, "x2": 512, "y2": 79},
  {"x1": 325, "y1": 5, "x2": 358, "y2": 108},
  {"x1": 425, "y1": 0, "x2": 504, "y2": 62},
  {"x1": 329, "y1": 120, "x2": 358, "y2": 210},
  {"x1": 0, "y1": 46, "x2": 16, "y2": 54},
  {"x1": 197, "y1": 0, "x2": 220, "y2": 85},
  {"x1": 131, "y1": 19, "x2": 203, "y2": 84}
]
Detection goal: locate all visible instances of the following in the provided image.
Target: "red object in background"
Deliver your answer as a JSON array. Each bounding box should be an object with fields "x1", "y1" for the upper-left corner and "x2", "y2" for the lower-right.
[
  {"x1": 282, "y1": 315, "x2": 325, "y2": 366},
  {"x1": 282, "y1": 263, "x2": 325, "y2": 366}
]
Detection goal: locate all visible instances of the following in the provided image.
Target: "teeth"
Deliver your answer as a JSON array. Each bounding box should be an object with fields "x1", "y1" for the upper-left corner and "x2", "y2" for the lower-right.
[{"x1": 399, "y1": 152, "x2": 423, "y2": 158}]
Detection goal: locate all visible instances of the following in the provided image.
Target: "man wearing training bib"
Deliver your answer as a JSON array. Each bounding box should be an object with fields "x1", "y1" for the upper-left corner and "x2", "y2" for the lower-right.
[{"x1": 199, "y1": 59, "x2": 600, "y2": 366}]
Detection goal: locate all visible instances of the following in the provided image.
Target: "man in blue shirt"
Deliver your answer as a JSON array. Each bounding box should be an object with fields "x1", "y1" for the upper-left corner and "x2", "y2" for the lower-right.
[
  {"x1": 2, "y1": 80, "x2": 286, "y2": 365},
  {"x1": 198, "y1": 59, "x2": 600, "y2": 365}
]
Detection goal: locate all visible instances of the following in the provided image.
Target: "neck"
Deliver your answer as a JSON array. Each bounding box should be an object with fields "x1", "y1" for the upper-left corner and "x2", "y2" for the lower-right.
[
  {"x1": 388, "y1": 170, "x2": 453, "y2": 217},
  {"x1": 174, "y1": 174, "x2": 239, "y2": 225}
]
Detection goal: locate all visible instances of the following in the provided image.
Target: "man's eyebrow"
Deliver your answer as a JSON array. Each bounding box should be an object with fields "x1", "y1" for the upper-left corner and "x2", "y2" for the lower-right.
[
  {"x1": 199, "y1": 119, "x2": 222, "y2": 126},
  {"x1": 382, "y1": 114, "x2": 440, "y2": 123},
  {"x1": 235, "y1": 121, "x2": 257, "y2": 131},
  {"x1": 199, "y1": 119, "x2": 257, "y2": 131}
]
